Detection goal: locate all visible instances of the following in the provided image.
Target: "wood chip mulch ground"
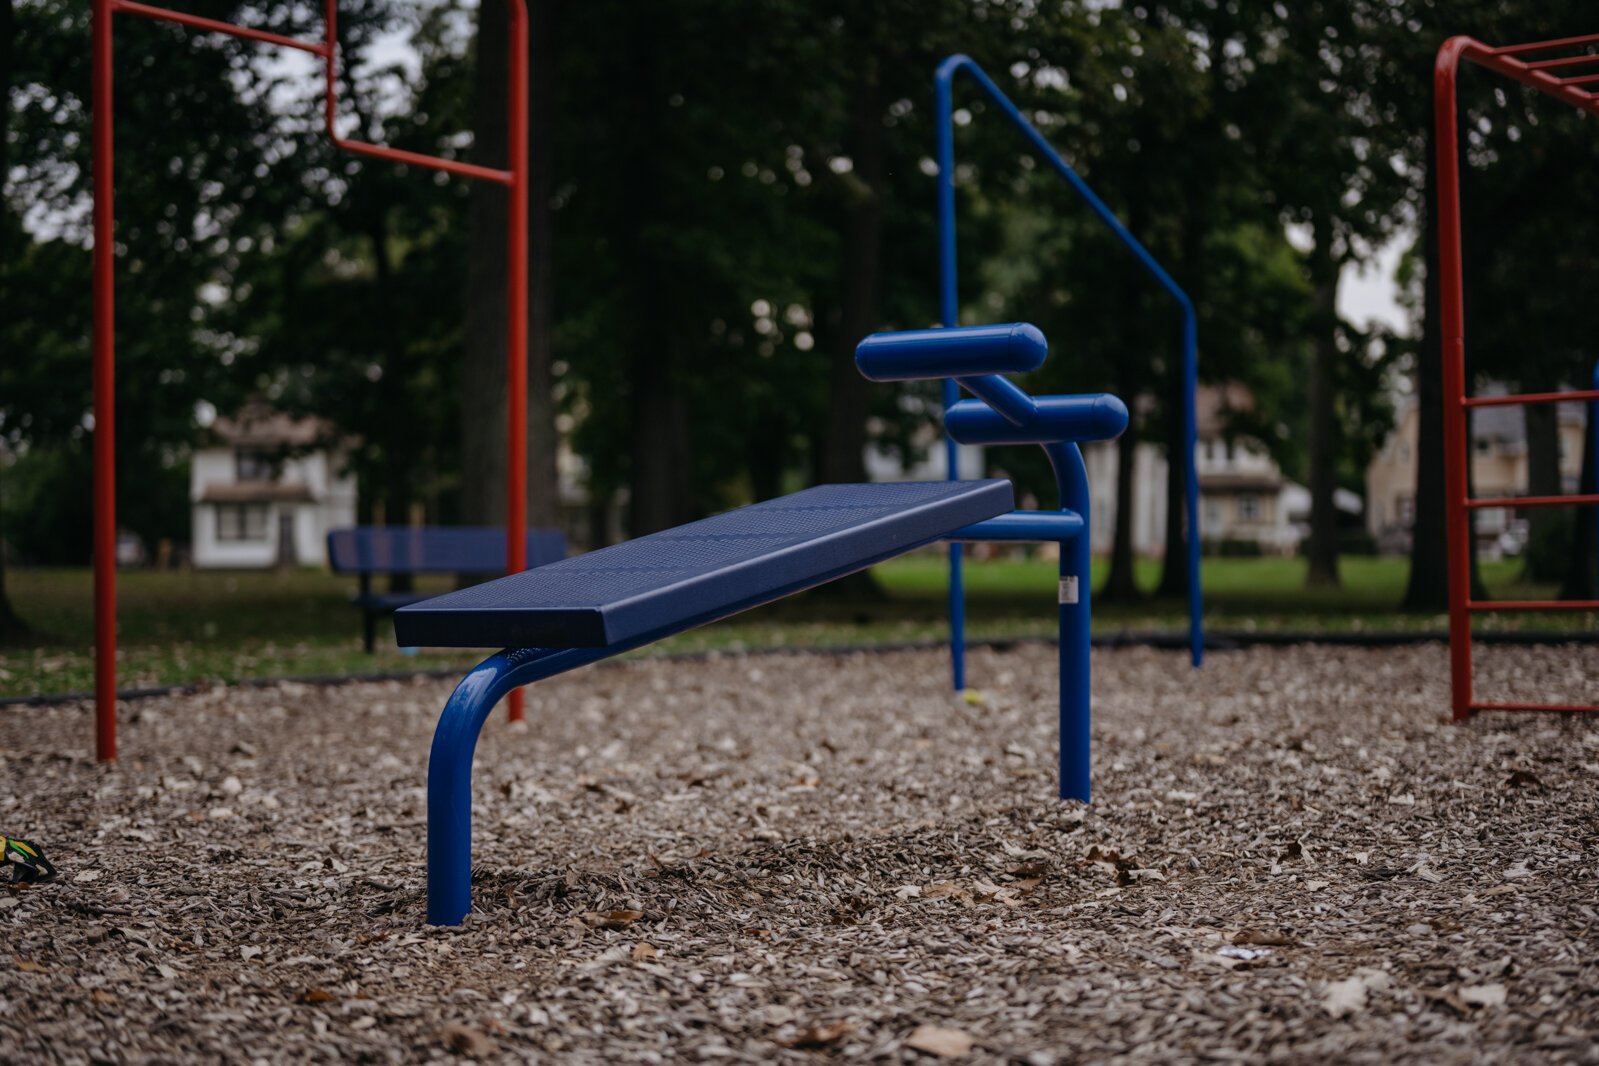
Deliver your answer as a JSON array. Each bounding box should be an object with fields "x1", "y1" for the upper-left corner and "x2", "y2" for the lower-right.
[{"x1": 2, "y1": 642, "x2": 1597, "y2": 1064}]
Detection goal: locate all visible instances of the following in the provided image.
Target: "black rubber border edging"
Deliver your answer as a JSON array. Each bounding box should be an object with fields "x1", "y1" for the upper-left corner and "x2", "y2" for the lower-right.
[{"x1": 3, "y1": 627, "x2": 1596, "y2": 709}]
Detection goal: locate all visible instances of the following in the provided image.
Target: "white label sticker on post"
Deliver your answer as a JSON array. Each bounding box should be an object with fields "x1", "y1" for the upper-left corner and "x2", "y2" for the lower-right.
[{"x1": 1059, "y1": 576, "x2": 1079, "y2": 605}]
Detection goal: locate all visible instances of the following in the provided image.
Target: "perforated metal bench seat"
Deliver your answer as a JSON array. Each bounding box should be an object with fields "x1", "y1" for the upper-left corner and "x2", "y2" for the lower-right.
[{"x1": 394, "y1": 480, "x2": 1013, "y2": 650}]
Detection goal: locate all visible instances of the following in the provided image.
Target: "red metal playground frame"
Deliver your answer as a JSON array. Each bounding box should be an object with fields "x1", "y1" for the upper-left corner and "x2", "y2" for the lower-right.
[
  {"x1": 92, "y1": 0, "x2": 532, "y2": 760},
  {"x1": 1435, "y1": 32, "x2": 1599, "y2": 719}
]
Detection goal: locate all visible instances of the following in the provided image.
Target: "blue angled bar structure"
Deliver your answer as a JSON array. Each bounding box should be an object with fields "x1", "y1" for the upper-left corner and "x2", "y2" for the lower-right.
[
  {"x1": 399, "y1": 323, "x2": 1127, "y2": 925},
  {"x1": 933, "y1": 56, "x2": 1204, "y2": 678}
]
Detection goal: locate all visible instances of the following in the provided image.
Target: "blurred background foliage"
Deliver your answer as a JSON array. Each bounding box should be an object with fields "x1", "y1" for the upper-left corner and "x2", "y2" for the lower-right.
[{"x1": 2, "y1": 0, "x2": 1597, "y2": 642}]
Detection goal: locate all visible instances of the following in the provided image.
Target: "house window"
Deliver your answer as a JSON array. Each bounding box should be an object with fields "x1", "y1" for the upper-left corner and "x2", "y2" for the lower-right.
[
  {"x1": 1237, "y1": 494, "x2": 1261, "y2": 523},
  {"x1": 216, "y1": 504, "x2": 269, "y2": 542},
  {"x1": 1397, "y1": 494, "x2": 1414, "y2": 526},
  {"x1": 235, "y1": 449, "x2": 276, "y2": 481},
  {"x1": 1203, "y1": 498, "x2": 1221, "y2": 532}
]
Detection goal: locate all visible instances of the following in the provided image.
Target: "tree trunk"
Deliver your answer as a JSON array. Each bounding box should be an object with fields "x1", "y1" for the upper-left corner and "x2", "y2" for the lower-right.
[
  {"x1": 0, "y1": 0, "x2": 31, "y2": 642},
  {"x1": 461, "y1": 0, "x2": 562, "y2": 533},
  {"x1": 807, "y1": 42, "x2": 886, "y2": 602},
  {"x1": 1406, "y1": 104, "x2": 1488, "y2": 608},
  {"x1": 1559, "y1": 404, "x2": 1596, "y2": 600},
  {"x1": 1157, "y1": 201, "x2": 1207, "y2": 600},
  {"x1": 1101, "y1": 207, "x2": 1147, "y2": 603},
  {"x1": 1403, "y1": 119, "x2": 1449, "y2": 611},
  {"x1": 1520, "y1": 378, "x2": 1563, "y2": 583},
  {"x1": 334, "y1": 31, "x2": 416, "y2": 592},
  {"x1": 1098, "y1": 422, "x2": 1141, "y2": 601},
  {"x1": 1305, "y1": 241, "x2": 1341, "y2": 587},
  {"x1": 370, "y1": 213, "x2": 415, "y2": 593},
  {"x1": 1155, "y1": 373, "x2": 1190, "y2": 599},
  {"x1": 817, "y1": 56, "x2": 882, "y2": 488},
  {"x1": 748, "y1": 430, "x2": 785, "y2": 505},
  {"x1": 525, "y1": 0, "x2": 560, "y2": 530},
  {"x1": 619, "y1": 7, "x2": 693, "y2": 537},
  {"x1": 1100, "y1": 294, "x2": 1141, "y2": 601}
]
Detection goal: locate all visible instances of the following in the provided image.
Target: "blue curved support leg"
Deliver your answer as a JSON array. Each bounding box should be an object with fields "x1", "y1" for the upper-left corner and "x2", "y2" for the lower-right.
[
  {"x1": 427, "y1": 645, "x2": 606, "y2": 926},
  {"x1": 1046, "y1": 441, "x2": 1092, "y2": 802}
]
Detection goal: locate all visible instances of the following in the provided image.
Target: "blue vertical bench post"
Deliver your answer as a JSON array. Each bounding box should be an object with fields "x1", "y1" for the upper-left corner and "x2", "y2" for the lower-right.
[
  {"x1": 934, "y1": 55, "x2": 1204, "y2": 679},
  {"x1": 400, "y1": 323, "x2": 1125, "y2": 925}
]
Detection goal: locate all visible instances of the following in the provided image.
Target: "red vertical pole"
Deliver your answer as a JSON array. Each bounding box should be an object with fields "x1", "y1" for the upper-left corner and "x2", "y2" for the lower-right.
[
  {"x1": 1435, "y1": 39, "x2": 1474, "y2": 722},
  {"x1": 504, "y1": 0, "x2": 529, "y2": 722},
  {"x1": 92, "y1": 0, "x2": 119, "y2": 761}
]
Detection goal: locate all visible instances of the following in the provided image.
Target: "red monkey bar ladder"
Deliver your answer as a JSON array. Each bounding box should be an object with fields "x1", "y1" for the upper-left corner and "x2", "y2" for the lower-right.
[
  {"x1": 1434, "y1": 32, "x2": 1599, "y2": 720},
  {"x1": 92, "y1": 0, "x2": 532, "y2": 760}
]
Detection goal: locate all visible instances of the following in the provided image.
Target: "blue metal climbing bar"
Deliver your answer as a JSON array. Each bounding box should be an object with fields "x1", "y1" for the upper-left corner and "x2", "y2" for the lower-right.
[{"x1": 932, "y1": 55, "x2": 1204, "y2": 680}]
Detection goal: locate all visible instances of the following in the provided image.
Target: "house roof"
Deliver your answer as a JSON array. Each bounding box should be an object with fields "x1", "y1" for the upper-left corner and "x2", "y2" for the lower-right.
[
  {"x1": 1194, "y1": 383, "x2": 1256, "y2": 437},
  {"x1": 209, "y1": 403, "x2": 334, "y2": 448}
]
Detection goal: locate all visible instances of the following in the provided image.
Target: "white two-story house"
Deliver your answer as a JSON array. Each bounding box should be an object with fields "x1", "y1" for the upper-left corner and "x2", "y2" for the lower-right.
[{"x1": 190, "y1": 405, "x2": 356, "y2": 569}]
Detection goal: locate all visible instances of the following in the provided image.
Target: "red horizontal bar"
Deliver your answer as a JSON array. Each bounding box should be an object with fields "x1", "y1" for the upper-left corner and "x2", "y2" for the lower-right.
[
  {"x1": 1467, "y1": 599, "x2": 1599, "y2": 611},
  {"x1": 111, "y1": 0, "x2": 327, "y2": 54},
  {"x1": 1464, "y1": 494, "x2": 1599, "y2": 510},
  {"x1": 1525, "y1": 51, "x2": 1599, "y2": 70},
  {"x1": 112, "y1": 0, "x2": 509, "y2": 186},
  {"x1": 1464, "y1": 45, "x2": 1599, "y2": 117},
  {"x1": 1470, "y1": 700, "x2": 1599, "y2": 714},
  {"x1": 327, "y1": 136, "x2": 512, "y2": 185},
  {"x1": 1559, "y1": 72, "x2": 1599, "y2": 86},
  {"x1": 1493, "y1": 32, "x2": 1599, "y2": 56},
  {"x1": 1462, "y1": 388, "x2": 1599, "y2": 408}
]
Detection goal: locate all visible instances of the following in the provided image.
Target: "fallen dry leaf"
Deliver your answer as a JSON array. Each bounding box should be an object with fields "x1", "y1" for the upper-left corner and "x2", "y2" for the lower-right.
[
  {"x1": 784, "y1": 1021, "x2": 853, "y2": 1048},
  {"x1": 1460, "y1": 983, "x2": 1507, "y2": 1009},
  {"x1": 14, "y1": 957, "x2": 47, "y2": 974},
  {"x1": 1322, "y1": 968, "x2": 1390, "y2": 1018},
  {"x1": 440, "y1": 1023, "x2": 496, "y2": 1059},
  {"x1": 630, "y1": 942, "x2": 658, "y2": 962},
  {"x1": 1233, "y1": 929, "x2": 1292, "y2": 946},
  {"x1": 906, "y1": 1024, "x2": 975, "y2": 1058},
  {"x1": 580, "y1": 909, "x2": 644, "y2": 929},
  {"x1": 297, "y1": 988, "x2": 336, "y2": 1004}
]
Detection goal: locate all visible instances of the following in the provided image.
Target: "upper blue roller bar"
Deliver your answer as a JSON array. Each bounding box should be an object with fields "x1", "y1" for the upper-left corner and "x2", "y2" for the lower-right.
[{"x1": 856, "y1": 323, "x2": 1048, "y2": 382}]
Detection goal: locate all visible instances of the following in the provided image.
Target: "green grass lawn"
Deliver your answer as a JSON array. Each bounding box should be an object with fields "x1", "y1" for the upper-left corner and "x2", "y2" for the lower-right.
[{"x1": 0, "y1": 553, "x2": 1588, "y2": 699}]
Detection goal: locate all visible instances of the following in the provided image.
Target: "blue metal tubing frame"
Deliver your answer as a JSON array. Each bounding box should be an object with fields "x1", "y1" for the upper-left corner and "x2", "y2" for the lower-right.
[
  {"x1": 428, "y1": 492, "x2": 1098, "y2": 923},
  {"x1": 945, "y1": 456, "x2": 1091, "y2": 801},
  {"x1": 934, "y1": 55, "x2": 1204, "y2": 679},
  {"x1": 428, "y1": 644, "x2": 610, "y2": 925}
]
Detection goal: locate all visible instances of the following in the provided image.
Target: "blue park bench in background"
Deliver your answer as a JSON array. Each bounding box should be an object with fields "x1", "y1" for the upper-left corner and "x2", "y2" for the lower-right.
[
  {"x1": 397, "y1": 322, "x2": 1128, "y2": 925},
  {"x1": 326, "y1": 527, "x2": 567, "y2": 653}
]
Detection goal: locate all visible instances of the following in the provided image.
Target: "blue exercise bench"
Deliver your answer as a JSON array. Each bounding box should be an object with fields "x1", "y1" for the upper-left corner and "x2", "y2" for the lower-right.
[
  {"x1": 398, "y1": 323, "x2": 1127, "y2": 925},
  {"x1": 327, "y1": 527, "x2": 567, "y2": 652}
]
